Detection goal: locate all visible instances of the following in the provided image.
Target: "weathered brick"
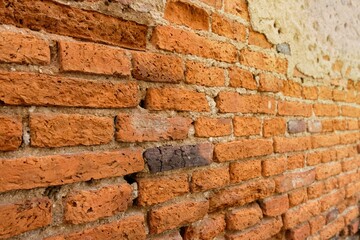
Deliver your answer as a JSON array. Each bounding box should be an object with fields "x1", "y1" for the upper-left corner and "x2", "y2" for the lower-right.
[
  {"x1": 185, "y1": 61, "x2": 225, "y2": 87},
  {"x1": 240, "y1": 49, "x2": 287, "y2": 74},
  {"x1": 194, "y1": 117, "x2": 232, "y2": 137},
  {"x1": 30, "y1": 113, "x2": 113, "y2": 148},
  {"x1": 230, "y1": 159, "x2": 261, "y2": 183},
  {"x1": 149, "y1": 200, "x2": 209, "y2": 234},
  {"x1": 0, "y1": 31, "x2": 50, "y2": 65},
  {"x1": 278, "y1": 101, "x2": 312, "y2": 117},
  {"x1": 288, "y1": 188, "x2": 308, "y2": 207},
  {"x1": 116, "y1": 113, "x2": 191, "y2": 142},
  {"x1": 286, "y1": 222, "x2": 310, "y2": 240},
  {"x1": 283, "y1": 80, "x2": 302, "y2": 98},
  {"x1": 263, "y1": 118, "x2": 286, "y2": 137},
  {"x1": 321, "y1": 119, "x2": 334, "y2": 132},
  {"x1": 0, "y1": 149, "x2": 144, "y2": 192},
  {"x1": 145, "y1": 87, "x2": 209, "y2": 112},
  {"x1": 214, "y1": 139, "x2": 273, "y2": 162},
  {"x1": 319, "y1": 217, "x2": 345, "y2": 239},
  {"x1": 260, "y1": 194, "x2": 289, "y2": 216},
  {"x1": 64, "y1": 184, "x2": 132, "y2": 224},
  {"x1": 274, "y1": 136, "x2": 311, "y2": 153},
  {"x1": 320, "y1": 190, "x2": 345, "y2": 212},
  {"x1": 302, "y1": 86, "x2": 318, "y2": 100},
  {"x1": 224, "y1": 0, "x2": 250, "y2": 21},
  {"x1": 311, "y1": 134, "x2": 340, "y2": 148},
  {"x1": 287, "y1": 154, "x2": 305, "y2": 170},
  {"x1": 274, "y1": 169, "x2": 315, "y2": 193},
  {"x1": 228, "y1": 67, "x2": 257, "y2": 90},
  {"x1": 313, "y1": 103, "x2": 339, "y2": 117},
  {"x1": 307, "y1": 182, "x2": 325, "y2": 199},
  {"x1": 151, "y1": 231, "x2": 182, "y2": 240},
  {"x1": 152, "y1": 25, "x2": 237, "y2": 62},
  {"x1": 0, "y1": 0, "x2": 147, "y2": 49},
  {"x1": 340, "y1": 132, "x2": 359, "y2": 144},
  {"x1": 309, "y1": 215, "x2": 326, "y2": 234},
  {"x1": 132, "y1": 52, "x2": 183, "y2": 83},
  {"x1": 248, "y1": 29, "x2": 273, "y2": 48},
  {"x1": 283, "y1": 201, "x2": 321, "y2": 228},
  {"x1": 0, "y1": 115, "x2": 22, "y2": 151},
  {"x1": 342, "y1": 106, "x2": 360, "y2": 117},
  {"x1": 307, "y1": 120, "x2": 322, "y2": 133},
  {"x1": 0, "y1": 198, "x2": 52, "y2": 239},
  {"x1": 258, "y1": 73, "x2": 283, "y2": 92},
  {"x1": 0, "y1": 71, "x2": 139, "y2": 108},
  {"x1": 183, "y1": 213, "x2": 225, "y2": 240},
  {"x1": 199, "y1": 0, "x2": 222, "y2": 8},
  {"x1": 233, "y1": 117, "x2": 261, "y2": 136},
  {"x1": 226, "y1": 203, "x2": 263, "y2": 231},
  {"x1": 144, "y1": 143, "x2": 213, "y2": 173},
  {"x1": 216, "y1": 92, "x2": 276, "y2": 114},
  {"x1": 346, "y1": 119, "x2": 358, "y2": 130},
  {"x1": 315, "y1": 162, "x2": 342, "y2": 180},
  {"x1": 262, "y1": 157, "x2": 287, "y2": 176},
  {"x1": 137, "y1": 174, "x2": 188, "y2": 206},
  {"x1": 191, "y1": 166, "x2": 230, "y2": 192},
  {"x1": 318, "y1": 86, "x2": 333, "y2": 100},
  {"x1": 344, "y1": 207, "x2": 359, "y2": 225},
  {"x1": 212, "y1": 13, "x2": 246, "y2": 42},
  {"x1": 288, "y1": 119, "x2": 306, "y2": 133}
]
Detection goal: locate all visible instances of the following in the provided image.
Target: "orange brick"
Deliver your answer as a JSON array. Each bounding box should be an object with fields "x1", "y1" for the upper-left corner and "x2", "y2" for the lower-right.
[
  {"x1": 342, "y1": 106, "x2": 360, "y2": 117},
  {"x1": 288, "y1": 188, "x2": 308, "y2": 207},
  {"x1": 194, "y1": 117, "x2": 232, "y2": 137},
  {"x1": 183, "y1": 213, "x2": 225, "y2": 240},
  {"x1": 332, "y1": 89, "x2": 348, "y2": 102},
  {"x1": 318, "y1": 86, "x2": 333, "y2": 100},
  {"x1": 152, "y1": 25, "x2": 237, "y2": 63},
  {"x1": 274, "y1": 136, "x2": 311, "y2": 153},
  {"x1": 283, "y1": 201, "x2": 321, "y2": 228},
  {"x1": 275, "y1": 169, "x2": 315, "y2": 193},
  {"x1": 228, "y1": 67, "x2": 257, "y2": 90},
  {"x1": 315, "y1": 162, "x2": 342, "y2": 180},
  {"x1": 287, "y1": 154, "x2": 305, "y2": 170},
  {"x1": 230, "y1": 159, "x2": 262, "y2": 183},
  {"x1": 64, "y1": 184, "x2": 132, "y2": 224},
  {"x1": 0, "y1": 31, "x2": 50, "y2": 65},
  {"x1": 248, "y1": 29, "x2": 273, "y2": 48},
  {"x1": 0, "y1": 115, "x2": 22, "y2": 151},
  {"x1": 258, "y1": 73, "x2": 284, "y2": 92},
  {"x1": 226, "y1": 203, "x2": 263, "y2": 230},
  {"x1": 321, "y1": 119, "x2": 334, "y2": 132},
  {"x1": 214, "y1": 139, "x2": 273, "y2": 162},
  {"x1": 344, "y1": 207, "x2": 359, "y2": 225},
  {"x1": 137, "y1": 174, "x2": 189, "y2": 206},
  {"x1": 311, "y1": 134, "x2": 340, "y2": 148},
  {"x1": 260, "y1": 194, "x2": 289, "y2": 216},
  {"x1": 346, "y1": 119, "x2": 358, "y2": 130},
  {"x1": 224, "y1": 0, "x2": 250, "y2": 21},
  {"x1": 199, "y1": 0, "x2": 222, "y2": 8},
  {"x1": 282, "y1": 80, "x2": 303, "y2": 98},
  {"x1": 313, "y1": 103, "x2": 339, "y2": 116},
  {"x1": 240, "y1": 49, "x2": 288, "y2": 74},
  {"x1": 151, "y1": 231, "x2": 182, "y2": 240},
  {"x1": 309, "y1": 215, "x2": 326, "y2": 234},
  {"x1": 302, "y1": 86, "x2": 318, "y2": 100},
  {"x1": 320, "y1": 190, "x2": 345, "y2": 211},
  {"x1": 319, "y1": 217, "x2": 345, "y2": 239},
  {"x1": 145, "y1": 87, "x2": 209, "y2": 112},
  {"x1": 278, "y1": 101, "x2": 312, "y2": 117},
  {"x1": 263, "y1": 118, "x2": 286, "y2": 137},
  {"x1": 286, "y1": 222, "x2": 311, "y2": 240},
  {"x1": 262, "y1": 157, "x2": 287, "y2": 176},
  {"x1": 340, "y1": 132, "x2": 359, "y2": 144},
  {"x1": 185, "y1": 61, "x2": 225, "y2": 87},
  {"x1": 306, "y1": 151, "x2": 322, "y2": 166},
  {"x1": 307, "y1": 182, "x2": 325, "y2": 199},
  {"x1": 233, "y1": 117, "x2": 261, "y2": 136},
  {"x1": 216, "y1": 92, "x2": 276, "y2": 114},
  {"x1": 212, "y1": 13, "x2": 246, "y2": 42},
  {"x1": 191, "y1": 166, "x2": 230, "y2": 192}
]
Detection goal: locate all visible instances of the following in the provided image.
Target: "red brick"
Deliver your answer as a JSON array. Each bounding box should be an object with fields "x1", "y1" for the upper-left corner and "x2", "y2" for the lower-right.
[
  {"x1": 260, "y1": 194, "x2": 289, "y2": 216},
  {"x1": 248, "y1": 30, "x2": 273, "y2": 49},
  {"x1": 212, "y1": 13, "x2": 246, "y2": 42},
  {"x1": 230, "y1": 159, "x2": 262, "y2": 183},
  {"x1": 65, "y1": 214, "x2": 146, "y2": 240},
  {"x1": 194, "y1": 117, "x2": 232, "y2": 137},
  {"x1": 224, "y1": 0, "x2": 250, "y2": 21},
  {"x1": 0, "y1": 71, "x2": 139, "y2": 108},
  {"x1": 145, "y1": 87, "x2": 209, "y2": 112},
  {"x1": 288, "y1": 188, "x2": 308, "y2": 207},
  {"x1": 59, "y1": 41, "x2": 130, "y2": 76},
  {"x1": 313, "y1": 103, "x2": 339, "y2": 116},
  {"x1": 311, "y1": 134, "x2": 340, "y2": 148},
  {"x1": 183, "y1": 213, "x2": 225, "y2": 240},
  {"x1": 342, "y1": 106, "x2": 360, "y2": 117},
  {"x1": 64, "y1": 184, "x2": 132, "y2": 224},
  {"x1": 0, "y1": 0, "x2": 147, "y2": 50},
  {"x1": 191, "y1": 166, "x2": 230, "y2": 192},
  {"x1": 263, "y1": 118, "x2": 286, "y2": 137},
  {"x1": 315, "y1": 162, "x2": 342, "y2": 180},
  {"x1": 283, "y1": 80, "x2": 303, "y2": 98},
  {"x1": 307, "y1": 120, "x2": 322, "y2": 133},
  {"x1": 233, "y1": 116, "x2": 261, "y2": 136},
  {"x1": 149, "y1": 200, "x2": 209, "y2": 234},
  {"x1": 240, "y1": 49, "x2": 288, "y2": 74},
  {"x1": 226, "y1": 203, "x2": 263, "y2": 230},
  {"x1": 318, "y1": 86, "x2": 333, "y2": 100},
  {"x1": 209, "y1": 179, "x2": 275, "y2": 211},
  {"x1": 258, "y1": 73, "x2": 283, "y2": 92},
  {"x1": 0, "y1": 149, "x2": 143, "y2": 192},
  {"x1": 287, "y1": 153, "x2": 305, "y2": 170},
  {"x1": 302, "y1": 86, "x2": 318, "y2": 100},
  {"x1": 274, "y1": 169, "x2": 315, "y2": 193},
  {"x1": 164, "y1": 0, "x2": 209, "y2": 30},
  {"x1": 0, "y1": 115, "x2": 22, "y2": 151},
  {"x1": 319, "y1": 217, "x2": 345, "y2": 239},
  {"x1": 137, "y1": 174, "x2": 189, "y2": 206},
  {"x1": 278, "y1": 101, "x2": 312, "y2": 117},
  {"x1": 283, "y1": 201, "x2": 321, "y2": 228},
  {"x1": 152, "y1": 25, "x2": 237, "y2": 63},
  {"x1": 309, "y1": 215, "x2": 326, "y2": 234},
  {"x1": 0, "y1": 31, "x2": 50, "y2": 65},
  {"x1": 216, "y1": 92, "x2": 276, "y2": 114},
  {"x1": 228, "y1": 67, "x2": 257, "y2": 90},
  {"x1": 274, "y1": 136, "x2": 311, "y2": 153},
  {"x1": 132, "y1": 52, "x2": 184, "y2": 83},
  {"x1": 286, "y1": 222, "x2": 311, "y2": 240},
  {"x1": 262, "y1": 157, "x2": 287, "y2": 176},
  {"x1": 30, "y1": 113, "x2": 113, "y2": 148},
  {"x1": 116, "y1": 113, "x2": 191, "y2": 142},
  {"x1": 185, "y1": 61, "x2": 225, "y2": 87},
  {"x1": 348, "y1": 218, "x2": 359, "y2": 235},
  {"x1": 0, "y1": 198, "x2": 52, "y2": 239},
  {"x1": 214, "y1": 139, "x2": 273, "y2": 162}
]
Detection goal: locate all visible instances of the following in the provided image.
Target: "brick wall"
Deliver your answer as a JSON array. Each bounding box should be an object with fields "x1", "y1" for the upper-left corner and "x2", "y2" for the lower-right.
[{"x1": 0, "y1": 0, "x2": 359, "y2": 239}]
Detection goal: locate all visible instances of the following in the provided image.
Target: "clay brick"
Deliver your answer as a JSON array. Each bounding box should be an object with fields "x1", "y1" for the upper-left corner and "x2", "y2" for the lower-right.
[
  {"x1": 224, "y1": 0, "x2": 250, "y2": 21},
  {"x1": 262, "y1": 157, "x2": 287, "y2": 176},
  {"x1": 0, "y1": 149, "x2": 144, "y2": 192},
  {"x1": 258, "y1": 73, "x2": 283, "y2": 92},
  {"x1": 286, "y1": 222, "x2": 310, "y2": 240},
  {"x1": 145, "y1": 87, "x2": 209, "y2": 112},
  {"x1": 349, "y1": 218, "x2": 359, "y2": 235},
  {"x1": 226, "y1": 203, "x2": 263, "y2": 231},
  {"x1": 346, "y1": 119, "x2": 358, "y2": 130},
  {"x1": 137, "y1": 174, "x2": 188, "y2": 206},
  {"x1": 311, "y1": 134, "x2": 340, "y2": 148},
  {"x1": 164, "y1": 0, "x2": 209, "y2": 30},
  {"x1": 315, "y1": 162, "x2": 342, "y2": 180},
  {"x1": 144, "y1": 143, "x2": 213, "y2": 173},
  {"x1": 152, "y1": 25, "x2": 237, "y2": 63},
  {"x1": 214, "y1": 139, "x2": 273, "y2": 162},
  {"x1": 30, "y1": 113, "x2": 113, "y2": 148},
  {"x1": 230, "y1": 159, "x2": 262, "y2": 183},
  {"x1": 0, "y1": 115, "x2": 22, "y2": 151},
  {"x1": 313, "y1": 103, "x2": 339, "y2": 116},
  {"x1": 116, "y1": 113, "x2": 191, "y2": 142},
  {"x1": 319, "y1": 217, "x2": 345, "y2": 239},
  {"x1": 344, "y1": 207, "x2": 359, "y2": 225},
  {"x1": 323, "y1": 177, "x2": 339, "y2": 195},
  {"x1": 332, "y1": 89, "x2": 348, "y2": 102},
  {"x1": 199, "y1": 0, "x2": 222, "y2": 8},
  {"x1": 209, "y1": 179, "x2": 275, "y2": 211},
  {"x1": 318, "y1": 86, "x2": 333, "y2": 100},
  {"x1": 283, "y1": 201, "x2": 321, "y2": 228},
  {"x1": 248, "y1": 30, "x2": 273, "y2": 49},
  {"x1": 321, "y1": 119, "x2": 334, "y2": 132},
  {"x1": 233, "y1": 117, "x2": 261, "y2": 136},
  {"x1": 0, "y1": 198, "x2": 52, "y2": 239},
  {"x1": 278, "y1": 101, "x2": 312, "y2": 117},
  {"x1": 302, "y1": 86, "x2": 318, "y2": 100},
  {"x1": 64, "y1": 184, "x2": 132, "y2": 224},
  {"x1": 0, "y1": 31, "x2": 50, "y2": 65},
  {"x1": 340, "y1": 132, "x2": 359, "y2": 144},
  {"x1": 287, "y1": 154, "x2": 305, "y2": 170},
  {"x1": 151, "y1": 231, "x2": 182, "y2": 240},
  {"x1": 309, "y1": 215, "x2": 326, "y2": 234},
  {"x1": 212, "y1": 13, "x2": 246, "y2": 42},
  {"x1": 191, "y1": 166, "x2": 230, "y2": 192},
  {"x1": 228, "y1": 67, "x2": 257, "y2": 90},
  {"x1": 185, "y1": 61, "x2": 225, "y2": 87},
  {"x1": 307, "y1": 182, "x2": 325, "y2": 199},
  {"x1": 260, "y1": 194, "x2": 289, "y2": 216},
  {"x1": 0, "y1": 71, "x2": 139, "y2": 108},
  {"x1": 320, "y1": 190, "x2": 345, "y2": 212},
  {"x1": 274, "y1": 169, "x2": 315, "y2": 193},
  {"x1": 183, "y1": 213, "x2": 225, "y2": 240},
  {"x1": 288, "y1": 120, "x2": 306, "y2": 133},
  {"x1": 194, "y1": 117, "x2": 232, "y2": 137},
  {"x1": 263, "y1": 118, "x2": 286, "y2": 137},
  {"x1": 240, "y1": 49, "x2": 288, "y2": 74},
  {"x1": 59, "y1": 41, "x2": 130, "y2": 76},
  {"x1": 0, "y1": 0, "x2": 147, "y2": 49},
  {"x1": 216, "y1": 92, "x2": 276, "y2": 114},
  {"x1": 226, "y1": 217, "x2": 283, "y2": 240},
  {"x1": 288, "y1": 188, "x2": 308, "y2": 207},
  {"x1": 65, "y1": 214, "x2": 146, "y2": 240},
  {"x1": 307, "y1": 120, "x2": 322, "y2": 133},
  {"x1": 274, "y1": 136, "x2": 311, "y2": 153},
  {"x1": 149, "y1": 200, "x2": 209, "y2": 234},
  {"x1": 283, "y1": 80, "x2": 303, "y2": 98},
  {"x1": 342, "y1": 106, "x2": 360, "y2": 117}
]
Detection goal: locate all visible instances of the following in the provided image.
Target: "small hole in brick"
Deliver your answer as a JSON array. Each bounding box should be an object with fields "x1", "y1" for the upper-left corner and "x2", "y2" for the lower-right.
[
  {"x1": 124, "y1": 174, "x2": 136, "y2": 184},
  {"x1": 85, "y1": 178, "x2": 95, "y2": 185},
  {"x1": 87, "y1": 207, "x2": 93, "y2": 213},
  {"x1": 72, "y1": 201, "x2": 77, "y2": 207},
  {"x1": 180, "y1": 227, "x2": 187, "y2": 238},
  {"x1": 139, "y1": 99, "x2": 146, "y2": 108},
  {"x1": 0, "y1": 100, "x2": 4, "y2": 105},
  {"x1": 44, "y1": 186, "x2": 61, "y2": 199}
]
